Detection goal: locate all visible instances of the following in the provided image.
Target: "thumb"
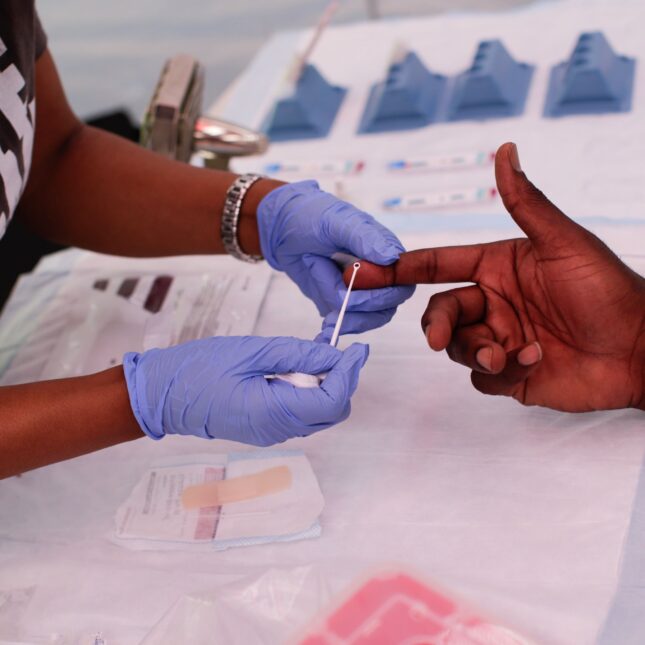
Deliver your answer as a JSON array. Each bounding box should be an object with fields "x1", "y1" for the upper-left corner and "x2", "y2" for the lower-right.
[
  {"x1": 270, "y1": 342, "x2": 369, "y2": 432},
  {"x1": 495, "y1": 142, "x2": 588, "y2": 252},
  {"x1": 319, "y1": 342, "x2": 370, "y2": 403}
]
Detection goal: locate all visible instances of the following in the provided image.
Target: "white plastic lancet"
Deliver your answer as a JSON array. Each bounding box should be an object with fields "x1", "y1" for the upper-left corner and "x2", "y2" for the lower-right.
[{"x1": 274, "y1": 262, "x2": 361, "y2": 388}]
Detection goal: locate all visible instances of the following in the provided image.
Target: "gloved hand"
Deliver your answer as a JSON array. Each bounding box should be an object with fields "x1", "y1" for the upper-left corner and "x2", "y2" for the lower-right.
[
  {"x1": 123, "y1": 336, "x2": 369, "y2": 446},
  {"x1": 257, "y1": 181, "x2": 415, "y2": 342}
]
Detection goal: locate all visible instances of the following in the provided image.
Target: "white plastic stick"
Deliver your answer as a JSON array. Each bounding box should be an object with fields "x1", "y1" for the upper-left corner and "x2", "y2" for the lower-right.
[
  {"x1": 270, "y1": 261, "x2": 360, "y2": 388},
  {"x1": 330, "y1": 262, "x2": 360, "y2": 348},
  {"x1": 288, "y1": 0, "x2": 341, "y2": 85}
]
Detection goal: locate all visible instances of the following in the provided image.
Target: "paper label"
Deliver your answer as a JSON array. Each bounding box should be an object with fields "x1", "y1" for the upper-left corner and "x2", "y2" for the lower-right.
[{"x1": 115, "y1": 463, "x2": 226, "y2": 543}]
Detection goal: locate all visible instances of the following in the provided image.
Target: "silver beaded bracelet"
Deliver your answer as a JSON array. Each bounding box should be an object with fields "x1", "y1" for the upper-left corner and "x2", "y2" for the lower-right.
[{"x1": 221, "y1": 173, "x2": 264, "y2": 263}]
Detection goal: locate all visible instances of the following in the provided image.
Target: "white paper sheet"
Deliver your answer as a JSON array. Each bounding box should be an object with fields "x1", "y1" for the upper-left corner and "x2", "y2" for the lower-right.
[{"x1": 0, "y1": 255, "x2": 272, "y2": 384}]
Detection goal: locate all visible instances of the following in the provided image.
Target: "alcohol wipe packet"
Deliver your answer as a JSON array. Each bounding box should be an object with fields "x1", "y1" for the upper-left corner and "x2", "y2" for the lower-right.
[{"x1": 112, "y1": 450, "x2": 324, "y2": 552}]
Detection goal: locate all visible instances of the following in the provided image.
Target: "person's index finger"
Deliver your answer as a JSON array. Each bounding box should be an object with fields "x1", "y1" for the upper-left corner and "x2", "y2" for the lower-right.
[
  {"x1": 345, "y1": 246, "x2": 487, "y2": 288},
  {"x1": 343, "y1": 261, "x2": 394, "y2": 289}
]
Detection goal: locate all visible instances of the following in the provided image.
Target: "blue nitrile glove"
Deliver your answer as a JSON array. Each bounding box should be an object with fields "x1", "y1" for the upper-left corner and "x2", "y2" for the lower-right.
[
  {"x1": 257, "y1": 181, "x2": 415, "y2": 342},
  {"x1": 123, "y1": 336, "x2": 369, "y2": 446}
]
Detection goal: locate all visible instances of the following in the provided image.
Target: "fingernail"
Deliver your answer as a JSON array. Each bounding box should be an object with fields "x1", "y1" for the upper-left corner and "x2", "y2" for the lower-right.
[
  {"x1": 476, "y1": 347, "x2": 493, "y2": 372},
  {"x1": 509, "y1": 143, "x2": 522, "y2": 172},
  {"x1": 517, "y1": 342, "x2": 542, "y2": 366}
]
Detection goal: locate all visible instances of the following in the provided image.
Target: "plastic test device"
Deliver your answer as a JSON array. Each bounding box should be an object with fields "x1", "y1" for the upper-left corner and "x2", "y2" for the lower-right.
[
  {"x1": 358, "y1": 45, "x2": 446, "y2": 133},
  {"x1": 357, "y1": 39, "x2": 534, "y2": 134},
  {"x1": 447, "y1": 39, "x2": 534, "y2": 121},
  {"x1": 262, "y1": 1, "x2": 346, "y2": 141},
  {"x1": 383, "y1": 187, "x2": 497, "y2": 211},
  {"x1": 274, "y1": 262, "x2": 361, "y2": 388},
  {"x1": 544, "y1": 31, "x2": 636, "y2": 117}
]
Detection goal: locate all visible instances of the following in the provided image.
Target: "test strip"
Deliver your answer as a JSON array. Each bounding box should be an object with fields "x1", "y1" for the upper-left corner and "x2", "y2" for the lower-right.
[
  {"x1": 383, "y1": 187, "x2": 497, "y2": 211},
  {"x1": 387, "y1": 151, "x2": 495, "y2": 173},
  {"x1": 181, "y1": 465, "x2": 292, "y2": 510},
  {"x1": 264, "y1": 160, "x2": 364, "y2": 175}
]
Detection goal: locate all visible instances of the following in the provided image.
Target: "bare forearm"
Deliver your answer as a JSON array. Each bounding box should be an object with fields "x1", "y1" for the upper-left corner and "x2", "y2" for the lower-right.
[
  {"x1": 19, "y1": 123, "x2": 281, "y2": 258},
  {"x1": 638, "y1": 331, "x2": 645, "y2": 412},
  {"x1": 0, "y1": 367, "x2": 142, "y2": 479},
  {"x1": 17, "y1": 50, "x2": 283, "y2": 258}
]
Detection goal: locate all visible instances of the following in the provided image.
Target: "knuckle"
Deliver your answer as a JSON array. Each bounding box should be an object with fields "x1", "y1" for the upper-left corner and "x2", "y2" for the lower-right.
[
  {"x1": 445, "y1": 339, "x2": 462, "y2": 363},
  {"x1": 427, "y1": 291, "x2": 444, "y2": 307},
  {"x1": 470, "y1": 371, "x2": 486, "y2": 393},
  {"x1": 428, "y1": 291, "x2": 459, "y2": 324},
  {"x1": 421, "y1": 251, "x2": 439, "y2": 282},
  {"x1": 471, "y1": 371, "x2": 498, "y2": 396}
]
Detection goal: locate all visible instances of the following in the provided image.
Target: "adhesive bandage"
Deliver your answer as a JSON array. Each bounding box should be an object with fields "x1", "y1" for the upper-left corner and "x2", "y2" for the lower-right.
[{"x1": 181, "y1": 465, "x2": 292, "y2": 510}]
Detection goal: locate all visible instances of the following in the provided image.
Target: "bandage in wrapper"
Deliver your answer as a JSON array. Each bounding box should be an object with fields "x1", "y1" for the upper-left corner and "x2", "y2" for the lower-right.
[{"x1": 113, "y1": 450, "x2": 324, "y2": 552}]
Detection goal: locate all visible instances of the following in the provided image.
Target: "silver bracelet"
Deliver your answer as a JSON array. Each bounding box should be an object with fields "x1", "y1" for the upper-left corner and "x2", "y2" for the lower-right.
[{"x1": 221, "y1": 173, "x2": 264, "y2": 263}]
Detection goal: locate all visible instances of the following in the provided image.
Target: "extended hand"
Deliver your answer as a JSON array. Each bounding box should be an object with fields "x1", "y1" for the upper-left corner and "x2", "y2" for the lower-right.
[
  {"x1": 123, "y1": 336, "x2": 368, "y2": 445},
  {"x1": 347, "y1": 143, "x2": 645, "y2": 412},
  {"x1": 258, "y1": 181, "x2": 415, "y2": 341}
]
